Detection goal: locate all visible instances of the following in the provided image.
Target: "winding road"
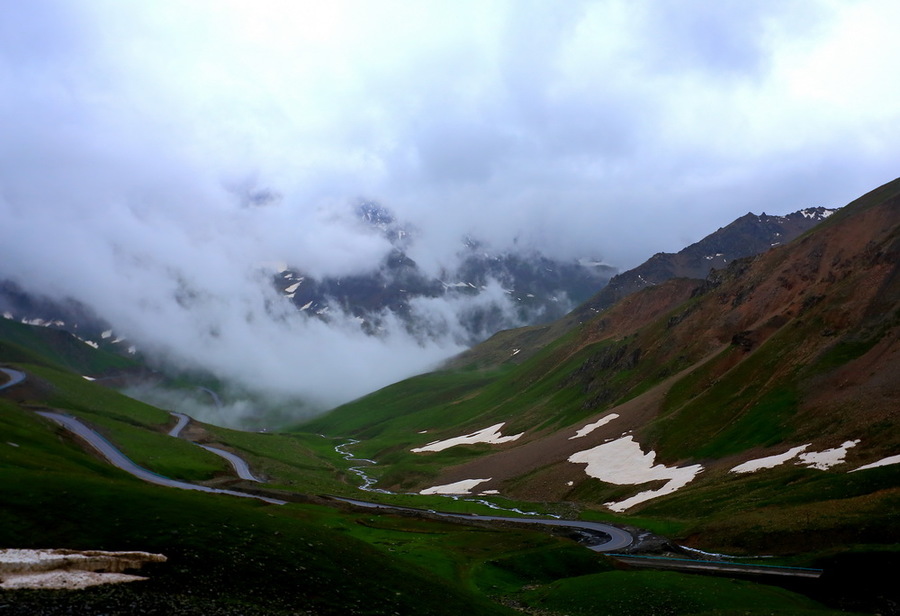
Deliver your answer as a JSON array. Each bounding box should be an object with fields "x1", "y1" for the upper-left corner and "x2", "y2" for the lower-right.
[
  {"x1": 197, "y1": 444, "x2": 262, "y2": 482},
  {"x1": 333, "y1": 496, "x2": 633, "y2": 552},
  {"x1": 4, "y1": 367, "x2": 635, "y2": 551},
  {"x1": 36, "y1": 410, "x2": 285, "y2": 505},
  {"x1": 3, "y1": 368, "x2": 280, "y2": 504},
  {"x1": 167, "y1": 411, "x2": 190, "y2": 437},
  {"x1": 169, "y1": 411, "x2": 262, "y2": 482},
  {"x1": 0, "y1": 368, "x2": 26, "y2": 391}
]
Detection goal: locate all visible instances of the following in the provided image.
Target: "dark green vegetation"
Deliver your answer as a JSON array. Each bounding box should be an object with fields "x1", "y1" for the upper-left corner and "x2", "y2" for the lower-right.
[
  {"x1": 293, "y1": 179, "x2": 900, "y2": 612},
  {"x1": 3, "y1": 179, "x2": 899, "y2": 614},
  {"x1": 0, "y1": 317, "x2": 138, "y2": 375},
  {"x1": 0, "y1": 321, "x2": 862, "y2": 615}
]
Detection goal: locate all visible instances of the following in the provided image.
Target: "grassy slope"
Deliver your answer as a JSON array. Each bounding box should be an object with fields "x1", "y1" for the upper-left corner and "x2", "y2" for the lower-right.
[
  {"x1": 0, "y1": 317, "x2": 138, "y2": 375},
  {"x1": 3, "y1": 378, "x2": 849, "y2": 616},
  {"x1": 0, "y1": 354, "x2": 514, "y2": 614},
  {"x1": 294, "y1": 179, "x2": 900, "y2": 567},
  {"x1": 0, "y1": 407, "x2": 849, "y2": 616},
  {"x1": 0, "y1": 325, "x2": 856, "y2": 615}
]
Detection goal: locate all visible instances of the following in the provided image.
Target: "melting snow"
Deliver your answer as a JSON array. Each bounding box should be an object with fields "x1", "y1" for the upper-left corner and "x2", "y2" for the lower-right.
[
  {"x1": 0, "y1": 549, "x2": 166, "y2": 590},
  {"x1": 732, "y1": 441, "x2": 861, "y2": 473},
  {"x1": 568, "y1": 436, "x2": 703, "y2": 512},
  {"x1": 799, "y1": 440, "x2": 859, "y2": 470},
  {"x1": 300, "y1": 301, "x2": 313, "y2": 310},
  {"x1": 851, "y1": 454, "x2": 900, "y2": 472},
  {"x1": 731, "y1": 445, "x2": 810, "y2": 473},
  {"x1": 411, "y1": 423, "x2": 524, "y2": 453},
  {"x1": 101, "y1": 330, "x2": 112, "y2": 339},
  {"x1": 285, "y1": 282, "x2": 301, "y2": 294},
  {"x1": 420, "y1": 478, "x2": 492, "y2": 495},
  {"x1": 569, "y1": 413, "x2": 619, "y2": 440}
]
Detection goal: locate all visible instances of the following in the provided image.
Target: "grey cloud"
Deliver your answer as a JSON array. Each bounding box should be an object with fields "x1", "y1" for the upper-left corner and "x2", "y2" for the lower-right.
[{"x1": 2, "y1": 1, "x2": 899, "y2": 422}]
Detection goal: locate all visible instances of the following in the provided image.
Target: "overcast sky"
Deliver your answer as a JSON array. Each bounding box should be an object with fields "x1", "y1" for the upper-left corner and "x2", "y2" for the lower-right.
[{"x1": 2, "y1": 0, "x2": 899, "y2": 423}]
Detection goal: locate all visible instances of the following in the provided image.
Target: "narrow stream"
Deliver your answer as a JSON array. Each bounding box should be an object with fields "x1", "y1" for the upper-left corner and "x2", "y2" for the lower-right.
[
  {"x1": 334, "y1": 439, "x2": 391, "y2": 494},
  {"x1": 334, "y1": 438, "x2": 560, "y2": 518}
]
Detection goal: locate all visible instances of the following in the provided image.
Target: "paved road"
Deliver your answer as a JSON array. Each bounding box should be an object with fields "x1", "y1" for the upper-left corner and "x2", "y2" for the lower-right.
[
  {"x1": 168, "y1": 412, "x2": 190, "y2": 437},
  {"x1": 611, "y1": 554, "x2": 823, "y2": 578},
  {"x1": 197, "y1": 386, "x2": 223, "y2": 410},
  {"x1": 37, "y1": 410, "x2": 285, "y2": 505},
  {"x1": 0, "y1": 368, "x2": 26, "y2": 391},
  {"x1": 333, "y1": 496, "x2": 634, "y2": 552},
  {"x1": 12, "y1": 367, "x2": 632, "y2": 549},
  {"x1": 168, "y1": 411, "x2": 262, "y2": 482},
  {"x1": 198, "y1": 444, "x2": 262, "y2": 482}
]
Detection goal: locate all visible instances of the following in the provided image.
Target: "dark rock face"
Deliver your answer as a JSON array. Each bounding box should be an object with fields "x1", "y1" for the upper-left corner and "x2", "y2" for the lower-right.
[
  {"x1": 576, "y1": 207, "x2": 837, "y2": 318},
  {"x1": 274, "y1": 203, "x2": 615, "y2": 344}
]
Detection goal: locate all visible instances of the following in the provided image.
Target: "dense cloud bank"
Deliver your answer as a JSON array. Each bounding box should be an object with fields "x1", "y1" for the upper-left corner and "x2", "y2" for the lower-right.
[{"x1": 2, "y1": 1, "x2": 899, "y2": 423}]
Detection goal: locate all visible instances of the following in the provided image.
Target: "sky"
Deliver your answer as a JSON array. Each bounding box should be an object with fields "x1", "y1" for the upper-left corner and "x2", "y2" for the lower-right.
[{"x1": 2, "y1": 0, "x2": 899, "y2": 424}]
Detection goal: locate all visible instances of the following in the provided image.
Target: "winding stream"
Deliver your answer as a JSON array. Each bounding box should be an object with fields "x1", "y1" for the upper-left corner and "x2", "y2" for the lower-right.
[{"x1": 333, "y1": 438, "x2": 561, "y2": 519}]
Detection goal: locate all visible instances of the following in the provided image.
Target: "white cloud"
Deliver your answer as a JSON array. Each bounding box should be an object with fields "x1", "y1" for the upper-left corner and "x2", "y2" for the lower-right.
[{"x1": 2, "y1": 1, "x2": 899, "y2": 421}]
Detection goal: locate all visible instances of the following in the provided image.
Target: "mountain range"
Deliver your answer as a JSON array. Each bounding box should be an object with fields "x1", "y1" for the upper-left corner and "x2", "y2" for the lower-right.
[
  {"x1": 1, "y1": 181, "x2": 897, "y2": 615},
  {"x1": 302, "y1": 178, "x2": 899, "y2": 554},
  {"x1": 0, "y1": 203, "x2": 835, "y2": 356}
]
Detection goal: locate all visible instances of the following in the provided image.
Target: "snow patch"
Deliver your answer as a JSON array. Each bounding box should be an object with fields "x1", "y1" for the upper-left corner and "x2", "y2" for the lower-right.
[
  {"x1": 568, "y1": 436, "x2": 703, "y2": 512},
  {"x1": 851, "y1": 454, "x2": 900, "y2": 472},
  {"x1": 285, "y1": 282, "x2": 301, "y2": 294},
  {"x1": 411, "y1": 423, "x2": 523, "y2": 453},
  {"x1": 569, "y1": 413, "x2": 619, "y2": 439},
  {"x1": 420, "y1": 478, "x2": 492, "y2": 495},
  {"x1": 0, "y1": 549, "x2": 166, "y2": 590},
  {"x1": 732, "y1": 441, "x2": 862, "y2": 473},
  {"x1": 799, "y1": 440, "x2": 859, "y2": 470},
  {"x1": 731, "y1": 445, "x2": 810, "y2": 473}
]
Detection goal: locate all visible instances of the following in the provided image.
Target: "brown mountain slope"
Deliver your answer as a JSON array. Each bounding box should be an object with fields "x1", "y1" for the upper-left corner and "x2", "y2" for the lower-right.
[
  {"x1": 451, "y1": 206, "x2": 838, "y2": 370},
  {"x1": 414, "y1": 178, "x2": 900, "y2": 510}
]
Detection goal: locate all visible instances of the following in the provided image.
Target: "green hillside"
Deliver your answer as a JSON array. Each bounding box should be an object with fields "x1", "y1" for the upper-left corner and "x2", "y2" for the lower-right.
[
  {"x1": 1, "y1": 315, "x2": 870, "y2": 614},
  {"x1": 295, "y1": 178, "x2": 900, "y2": 563},
  {"x1": 0, "y1": 317, "x2": 138, "y2": 375},
  {"x1": 3, "y1": 179, "x2": 899, "y2": 614}
]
